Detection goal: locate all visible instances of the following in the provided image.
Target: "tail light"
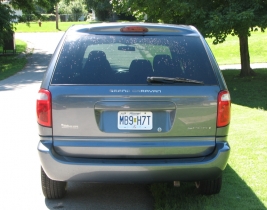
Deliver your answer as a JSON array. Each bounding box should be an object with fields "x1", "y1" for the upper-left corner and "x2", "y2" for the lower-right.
[
  {"x1": 120, "y1": 26, "x2": 148, "y2": 32},
  {"x1": 217, "y1": 90, "x2": 231, "y2": 127},
  {"x1": 37, "y1": 89, "x2": 52, "y2": 127}
]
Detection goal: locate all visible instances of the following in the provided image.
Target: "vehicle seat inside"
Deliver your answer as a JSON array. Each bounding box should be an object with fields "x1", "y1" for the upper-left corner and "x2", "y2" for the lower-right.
[{"x1": 129, "y1": 59, "x2": 153, "y2": 84}]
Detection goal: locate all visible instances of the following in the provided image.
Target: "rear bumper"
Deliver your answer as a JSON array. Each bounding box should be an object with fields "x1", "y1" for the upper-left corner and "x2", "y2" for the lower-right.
[{"x1": 38, "y1": 141, "x2": 230, "y2": 182}]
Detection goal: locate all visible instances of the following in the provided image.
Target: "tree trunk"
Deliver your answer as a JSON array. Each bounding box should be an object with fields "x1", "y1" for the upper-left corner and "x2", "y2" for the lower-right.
[
  {"x1": 238, "y1": 35, "x2": 255, "y2": 77},
  {"x1": 56, "y1": 4, "x2": 59, "y2": 30}
]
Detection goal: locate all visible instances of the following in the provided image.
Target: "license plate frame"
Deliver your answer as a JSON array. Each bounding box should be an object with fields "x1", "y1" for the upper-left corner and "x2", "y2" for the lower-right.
[{"x1": 118, "y1": 111, "x2": 153, "y2": 130}]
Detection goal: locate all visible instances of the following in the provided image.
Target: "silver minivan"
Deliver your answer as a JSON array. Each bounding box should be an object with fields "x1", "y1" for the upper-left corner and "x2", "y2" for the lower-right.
[{"x1": 37, "y1": 23, "x2": 231, "y2": 199}]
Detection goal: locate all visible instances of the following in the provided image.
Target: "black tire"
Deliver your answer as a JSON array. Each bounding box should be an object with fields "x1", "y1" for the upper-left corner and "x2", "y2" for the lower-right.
[
  {"x1": 195, "y1": 175, "x2": 222, "y2": 195},
  {"x1": 41, "y1": 167, "x2": 67, "y2": 199}
]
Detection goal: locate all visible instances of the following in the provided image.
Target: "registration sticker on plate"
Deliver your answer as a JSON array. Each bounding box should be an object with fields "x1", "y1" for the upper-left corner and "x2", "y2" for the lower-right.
[{"x1": 118, "y1": 111, "x2": 153, "y2": 130}]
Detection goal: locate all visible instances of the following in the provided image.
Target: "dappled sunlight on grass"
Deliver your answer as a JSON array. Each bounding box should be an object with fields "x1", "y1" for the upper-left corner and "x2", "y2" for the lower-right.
[
  {"x1": 0, "y1": 39, "x2": 27, "y2": 81},
  {"x1": 0, "y1": 57, "x2": 27, "y2": 80}
]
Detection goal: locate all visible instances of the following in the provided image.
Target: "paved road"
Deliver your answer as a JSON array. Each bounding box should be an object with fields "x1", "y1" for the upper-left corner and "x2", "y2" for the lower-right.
[{"x1": 0, "y1": 32, "x2": 154, "y2": 210}]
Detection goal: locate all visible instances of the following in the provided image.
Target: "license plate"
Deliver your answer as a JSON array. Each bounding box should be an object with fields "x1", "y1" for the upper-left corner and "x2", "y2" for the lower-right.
[{"x1": 118, "y1": 111, "x2": 153, "y2": 130}]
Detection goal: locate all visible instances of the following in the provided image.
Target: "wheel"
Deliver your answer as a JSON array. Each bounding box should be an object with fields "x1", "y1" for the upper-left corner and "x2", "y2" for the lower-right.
[
  {"x1": 41, "y1": 167, "x2": 67, "y2": 199},
  {"x1": 195, "y1": 175, "x2": 222, "y2": 195}
]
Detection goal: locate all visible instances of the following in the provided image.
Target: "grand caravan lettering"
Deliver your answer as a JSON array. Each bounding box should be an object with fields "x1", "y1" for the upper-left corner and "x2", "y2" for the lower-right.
[
  {"x1": 109, "y1": 89, "x2": 161, "y2": 93},
  {"x1": 109, "y1": 89, "x2": 130, "y2": 93},
  {"x1": 133, "y1": 90, "x2": 161, "y2": 93}
]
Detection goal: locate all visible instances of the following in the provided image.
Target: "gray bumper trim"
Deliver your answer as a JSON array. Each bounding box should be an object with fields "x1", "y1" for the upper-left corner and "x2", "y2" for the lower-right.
[{"x1": 38, "y1": 141, "x2": 230, "y2": 182}]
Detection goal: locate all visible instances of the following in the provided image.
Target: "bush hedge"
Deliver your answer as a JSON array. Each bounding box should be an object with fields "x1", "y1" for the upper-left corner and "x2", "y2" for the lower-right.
[
  {"x1": 18, "y1": 14, "x2": 57, "y2": 22},
  {"x1": 41, "y1": 14, "x2": 56, "y2": 21}
]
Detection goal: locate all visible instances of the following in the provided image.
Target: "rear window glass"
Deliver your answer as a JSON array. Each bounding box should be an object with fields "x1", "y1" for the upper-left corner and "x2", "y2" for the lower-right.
[{"x1": 51, "y1": 34, "x2": 217, "y2": 85}]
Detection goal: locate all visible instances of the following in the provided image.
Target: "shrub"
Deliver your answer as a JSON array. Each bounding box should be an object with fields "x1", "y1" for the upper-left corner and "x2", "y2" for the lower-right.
[
  {"x1": 19, "y1": 14, "x2": 38, "y2": 22},
  {"x1": 41, "y1": 14, "x2": 57, "y2": 21}
]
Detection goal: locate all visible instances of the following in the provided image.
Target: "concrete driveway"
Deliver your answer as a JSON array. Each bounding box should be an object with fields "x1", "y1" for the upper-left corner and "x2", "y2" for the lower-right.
[{"x1": 0, "y1": 32, "x2": 154, "y2": 210}]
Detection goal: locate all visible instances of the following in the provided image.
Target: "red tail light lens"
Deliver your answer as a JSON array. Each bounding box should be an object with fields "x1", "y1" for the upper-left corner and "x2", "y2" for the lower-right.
[
  {"x1": 217, "y1": 90, "x2": 231, "y2": 127},
  {"x1": 37, "y1": 89, "x2": 52, "y2": 127},
  {"x1": 120, "y1": 26, "x2": 148, "y2": 32}
]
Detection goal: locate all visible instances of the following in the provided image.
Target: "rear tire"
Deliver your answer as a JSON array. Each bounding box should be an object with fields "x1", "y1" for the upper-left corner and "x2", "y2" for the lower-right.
[
  {"x1": 41, "y1": 167, "x2": 67, "y2": 199},
  {"x1": 195, "y1": 175, "x2": 222, "y2": 195}
]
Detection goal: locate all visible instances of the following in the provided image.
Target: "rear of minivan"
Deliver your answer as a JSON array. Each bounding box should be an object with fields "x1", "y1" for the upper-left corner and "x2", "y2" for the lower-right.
[{"x1": 37, "y1": 23, "x2": 230, "y2": 198}]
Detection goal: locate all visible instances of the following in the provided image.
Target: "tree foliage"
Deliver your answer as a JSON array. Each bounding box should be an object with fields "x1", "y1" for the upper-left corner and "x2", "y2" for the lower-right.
[
  {"x1": 84, "y1": 0, "x2": 112, "y2": 21},
  {"x1": 10, "y1": 0, "x2": 53, "y2": 14},
  {"x1": 111, "y1": 0, "x2": 267, "y2": 76},
  {"x1": 0, "y1": 3, "x2": 16, "y2": 46},
  {"x1": 58, "y1": 0, "x2": 87, "y2": 21},
  {"x1": 70, "y1": 0, "x2": 87, "y2": 21},
  {"x1": 58, "y1": 0, "x2": 71, "y2": 14}
]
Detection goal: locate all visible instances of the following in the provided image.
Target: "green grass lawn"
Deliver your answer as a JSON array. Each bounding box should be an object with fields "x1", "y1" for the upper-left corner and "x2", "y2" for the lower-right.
[
  {"x1": 206, "y1": 31, "x2": 267, "y2": 65},
  {"x1": 0, "y1": 40, "x2": 27, "y2": 81},
  {"x1": 14, "y1": 21, "x2": 98, "y2": 32},
  {"x1": 151, "y1": 69, "x2": 267, "y2": 210}
]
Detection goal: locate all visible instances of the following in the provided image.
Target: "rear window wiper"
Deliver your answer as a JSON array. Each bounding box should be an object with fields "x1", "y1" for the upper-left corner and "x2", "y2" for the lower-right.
[{"x1": 147, "y1": 77, "x2": 204, "y2": 84}]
